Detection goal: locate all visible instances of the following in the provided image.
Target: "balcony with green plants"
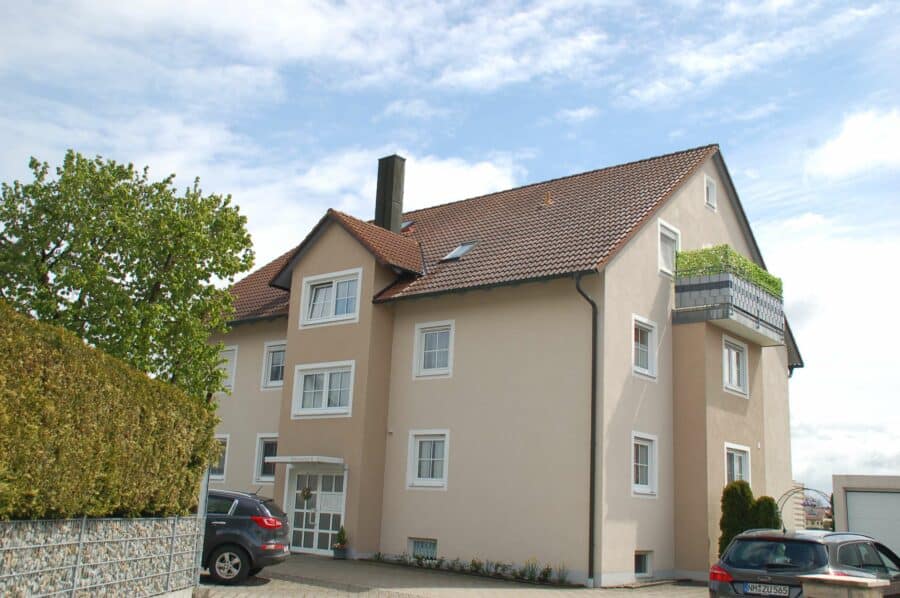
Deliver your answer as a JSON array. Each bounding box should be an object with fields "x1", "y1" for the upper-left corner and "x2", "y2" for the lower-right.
[{"x1": 673, "y1": 245, "x2": 785, "y2": 346}]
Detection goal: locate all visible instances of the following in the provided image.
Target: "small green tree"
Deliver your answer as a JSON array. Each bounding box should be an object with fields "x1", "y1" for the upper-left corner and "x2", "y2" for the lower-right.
[
  {"x1": 0, "y1": 151, "x2": 254, "y2": 397},
  {"x1": 752, "y1": 496, "x2": 782, "y2": 530},
  {"x1": 719, "y1": 481, "x2": 755, "y2": 555}
]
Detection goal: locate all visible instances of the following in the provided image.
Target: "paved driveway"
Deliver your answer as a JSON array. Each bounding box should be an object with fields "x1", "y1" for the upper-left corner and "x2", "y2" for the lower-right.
[{"x1": 196, "y1": 555, "x2": 707, "y2": 597}]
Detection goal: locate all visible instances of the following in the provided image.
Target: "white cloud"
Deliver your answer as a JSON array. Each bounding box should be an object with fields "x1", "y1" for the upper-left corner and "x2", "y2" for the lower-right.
[
  {"x1": 555, "y1": 106, "x2": 600, "y2": 124},
  {"x1": 625, "y1": 5, "x2": 883, "y2": 105},
  {"x1": 806, "y1": 108, "x2": 900, "y2": 179},
  {"x1": 379, "y1": 99, "x2": 450, "y2": 121},
  {"x1": 756, "y1": 213, "x2": 900, "y2": 493}
]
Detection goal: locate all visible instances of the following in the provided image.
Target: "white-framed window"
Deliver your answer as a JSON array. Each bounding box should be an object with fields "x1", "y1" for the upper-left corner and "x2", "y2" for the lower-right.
[
  {"x1": 210, "y1": 434, "x2": 228, "y2": 481},
  {"x1": 291, "y1": 361, "x2": 355, "y2": 418},
  {"x1": 631, "y1": 432, "x2": 658, "y2": 497},
  {"x1": 705, "y1": 175, "x2": 717, "y2": 210},
  {"x1": 658, "y1": 219, "x2": 681, "y2": 276},
  {"x1": 253, "y1": 434, "x2": 278, "y2": 483},
  {"x1": 299, "y1": 268, "x2": 362, "y2": 328},
  {"x1": 409, "y1": 538, "x2": 438, "y2": 559},
  {"x1": 218, "y1": 346, "x2": 238, "y2": 391},
  {"x1": 635, "y1": 551, "x2": 652, "y2": 577},
  {"x1": 723, "y1": 335, "x2": 749, "y2": 395},
  {"x1": 725, "y1": 442, "x2": 751, "y2": 485},
  {"x1": 407, "y1": 430, "x2": 449, "y2": 489},
  {"x1": 413, "y1": 320, "x2": 454, "y2": 379},
  {"x1": 632, "y1": 315, "x2": 658, "y2": 379},
  {"x1": 261, "y1": 341, "x2": 286, "y2": 389}
]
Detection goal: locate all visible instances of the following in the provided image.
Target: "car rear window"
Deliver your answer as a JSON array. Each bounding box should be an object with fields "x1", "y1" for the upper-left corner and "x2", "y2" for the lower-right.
[
  {"x1": 261, "y1": 499, "x2": 287, "y2": 518},
  {"x1": 724, "y1": 539, "x2": 828, "y2": 571}
]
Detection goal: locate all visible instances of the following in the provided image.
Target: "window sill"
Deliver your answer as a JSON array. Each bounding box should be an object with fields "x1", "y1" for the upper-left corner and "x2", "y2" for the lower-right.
[
  {"x1": 631, "y1": 489, "x2": 657, "y2": 499},
  {"x1": 632, "y1": 368, "x2": 657, "y2": 382},
  {"x1": 253, "y1": 478, "x2": 275, "y2": 485},
  {"x1": 299, "y1": 314, "x2": 358, "y2": 329},
  {"x1": 723, "y1": 385, "x2": 749, "y2": 399},
  {"x1": 414, "y1": 369, "x2": 452, "y2": 380},
  {"x1": 408, "y1": 480, "x2": 448, "y2": 490},
  {"x1": 705, "y1": 202, "x2": 717, "y2": 212},
  {"x1": 291, "y1": 409, "x2": 351, "y2": 419},
  {"x1": 209, "y1": 475, "x2": 225, "y2": 482},
  {"x1": 658, "y1": 269, "x2": 674, "y2": 279},
  {"x1": 261, "y1": 383, "x2": 283, "y2": 391}
]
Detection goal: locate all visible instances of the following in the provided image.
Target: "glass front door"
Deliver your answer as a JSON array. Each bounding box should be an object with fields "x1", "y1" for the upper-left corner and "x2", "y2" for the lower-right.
[{"x1": 291, "y1": 472, "x2": 345, "y2": 554}]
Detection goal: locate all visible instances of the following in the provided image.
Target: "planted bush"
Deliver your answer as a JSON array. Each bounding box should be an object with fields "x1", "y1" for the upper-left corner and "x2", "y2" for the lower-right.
[
  {"x1": 676, "y1": 244, "x2": 783, "y2": 298},
  {"x1": 719, "y1": 481, "x2": 782, "y2": 555},
  {"x1": 0, "y1": 301, "x2": 218, "y2": 519}
]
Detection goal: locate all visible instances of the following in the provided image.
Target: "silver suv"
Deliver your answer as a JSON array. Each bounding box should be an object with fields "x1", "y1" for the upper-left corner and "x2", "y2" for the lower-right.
[{"x1": 709, "y1": 529, "x2": 900, "y2": 597}]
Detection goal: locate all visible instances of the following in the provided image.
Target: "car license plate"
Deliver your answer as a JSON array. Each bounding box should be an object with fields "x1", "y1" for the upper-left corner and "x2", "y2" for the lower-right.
[{"x1": 744, "y1": 582, "x2": 789, "y2": 596}]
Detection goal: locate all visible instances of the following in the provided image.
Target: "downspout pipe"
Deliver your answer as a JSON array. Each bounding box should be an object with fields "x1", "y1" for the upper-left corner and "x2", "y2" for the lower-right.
[{"x1": 574, "y1": 272, "x2": 598, "y2": 587}]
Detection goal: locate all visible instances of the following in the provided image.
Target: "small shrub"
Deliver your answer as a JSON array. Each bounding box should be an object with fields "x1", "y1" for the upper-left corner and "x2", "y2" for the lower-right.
[
  {"x1": 555, "y1": 563, "x2": 569, "y2": 585},
  {"x1": 514, "y1": 565, "x2": 526, "y2": 580},
  {"x1": 676, "y1": 244, "x2": 783, "y2": 297},
  {"x1": 469, "y1": 558, "x2": 483, "y2": 574},
  {"x1": 414, "y1": 554, "x2": 425, "y2": 567},
  {"x1": 495, "y1": 562, "x2": 511, "y2": 578},
  {"x1": 373, "y1": 552, "x2": 383, "y2": 561},
  {"x1": 752, "y1": 496, "x2": 782, "y2": 530},
  {"x1": 523, "y1": 559, "x2": 539, "y2": 582},
  {"x1": 538, "y1": 564, "x2": 553, "y2": 583},
  {"x1": 436, "y1": 556, "x2": 446, "y2": 570},
  {"x1": 484, "y1": 560, "x2": 496, "y2": 575},
  {"x1": 450, "y1": 557, "x2": 463, "y2": 572},
  {"x1": 719, "y1": 480, "x2": 756, "y2": 555}
]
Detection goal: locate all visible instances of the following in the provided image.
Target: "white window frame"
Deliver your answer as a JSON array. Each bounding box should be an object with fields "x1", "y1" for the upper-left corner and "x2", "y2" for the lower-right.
[
  {"x1": 299, "y1": 268, "x2": 362, "y2": 329},
  {"x1": 631, "y1": 431, "x2": 658, "y2": 497},
  {"x1": 211, "y1": 434, "x2": 229, "y2": 481},
  {"x1": 407, "y1": 429, "x2": 450, "y2": 490},
  {"x1": 635, "y1": 551, "x2": 653, "y2": 578},
  {"x1": 722, "y1": 334, "x2": 749, "y2": 396},
  {"x1": 260, "y1": 340, "x2": 287, "y2": 390},
  {"x1": 631, "y1": 315, "x2": 658, "y2": 380},
  {"x1": 724, "y1": 442, "x2": 751, "y2": 486},
  {"x1": 705, "y1": 174, "x2": 717, "y2": 210},
  {"x1": 219, "y1": 346, "x2": 238, "y2": 392},
  {"x1": 253, "y1": 433, "x2": 278, "y2": 484},
  {"x1": 412, "y1": 320, "x2": 455, "y2": 379},
  {"x1": 408, "y1": 538, "x2": 439, "y2": 559},
  {"x1": 291, "y1": 360, "x2": 355, "y2": 419},
  {"x1": 658, "y1": 219, "x2": 681, "y2": 277}
]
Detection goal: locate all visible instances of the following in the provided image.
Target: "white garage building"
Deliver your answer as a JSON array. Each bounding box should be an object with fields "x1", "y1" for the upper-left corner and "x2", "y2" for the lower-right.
[{"x1": 833, "y1": 474, "x2": 900, "y2": 553}]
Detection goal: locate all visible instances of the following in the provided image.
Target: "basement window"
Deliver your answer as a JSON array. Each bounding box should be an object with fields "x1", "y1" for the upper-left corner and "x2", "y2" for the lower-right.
[
  {"x1": 635, "y1": 551, "x2": 652, "y2": 577},
  {"x1": 441, "y1": 242, "x2": 475, "y2": 261},
  {"x1": 410, "y1": 538, "x2": 438, "y2": 559}
]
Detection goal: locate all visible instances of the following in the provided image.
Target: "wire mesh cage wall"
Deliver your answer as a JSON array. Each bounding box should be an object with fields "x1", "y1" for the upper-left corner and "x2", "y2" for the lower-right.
[{"x1": 0, "y1": 515, "x2": 202, "y2": 597}]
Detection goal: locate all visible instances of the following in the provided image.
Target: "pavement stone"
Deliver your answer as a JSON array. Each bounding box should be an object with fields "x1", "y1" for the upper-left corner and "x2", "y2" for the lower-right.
[{"x1": 195, "y1": 555, "x2": 708, "y2": 598}]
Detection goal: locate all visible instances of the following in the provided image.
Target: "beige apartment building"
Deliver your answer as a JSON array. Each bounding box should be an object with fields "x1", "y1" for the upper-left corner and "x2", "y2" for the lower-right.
[{"x1": 208, "y1": 145, "x2": 803, "y2": 586}]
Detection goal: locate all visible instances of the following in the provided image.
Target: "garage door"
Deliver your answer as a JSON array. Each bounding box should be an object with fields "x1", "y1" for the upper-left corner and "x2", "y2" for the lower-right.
[{"x1": 847, "y1": 491, "x2": 900, "y2": 552}]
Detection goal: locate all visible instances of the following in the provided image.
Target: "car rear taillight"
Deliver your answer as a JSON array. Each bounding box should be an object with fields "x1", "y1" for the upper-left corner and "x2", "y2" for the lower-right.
[
  {"x1": 709, "y1": 564, "x2": 734, "y2": 583},
  {"x1": 251, "y1": 515, "x2": 283, "y2": 529},
  {"x1": 261, "y1": 543, "x2": 285, "y2": 550}
]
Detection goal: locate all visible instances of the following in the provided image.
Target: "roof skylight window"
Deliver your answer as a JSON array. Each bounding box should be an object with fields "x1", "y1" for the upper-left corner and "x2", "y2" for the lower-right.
[
  {"x1": 401, "y1": 220, "x2": 414, "y2": 231},
  {"x1": 442, "y1": 242, "x2": 476, "y2": 261}
]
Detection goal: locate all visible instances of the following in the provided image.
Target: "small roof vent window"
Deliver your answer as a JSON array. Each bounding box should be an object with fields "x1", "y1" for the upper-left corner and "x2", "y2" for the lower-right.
[
  {"x1": 401, "y1": 220, "x2": 414, "y2": 231},
  {"x1": 442, "y1": 242, "x2": 476, "y2": 262}
]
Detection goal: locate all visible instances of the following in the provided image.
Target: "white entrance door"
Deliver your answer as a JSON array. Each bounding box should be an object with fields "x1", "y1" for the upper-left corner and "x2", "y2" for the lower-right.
[{"x1": 291, "y1": 472, "x2": 345, "y2": 554}]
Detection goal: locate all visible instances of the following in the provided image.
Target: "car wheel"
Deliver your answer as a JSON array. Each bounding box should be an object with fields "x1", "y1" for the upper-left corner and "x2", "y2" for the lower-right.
[
  {"x1": 248, "y1": 567, "x2": 263, "y2": 577},
  {"x1": 209, "y1": 545, "x2": 250, "y2": 584}
]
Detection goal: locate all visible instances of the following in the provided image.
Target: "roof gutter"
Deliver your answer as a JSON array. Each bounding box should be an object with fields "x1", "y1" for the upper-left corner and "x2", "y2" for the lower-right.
[{"x1": 574, "y1": 271, "x2": 599, "y2": 587}]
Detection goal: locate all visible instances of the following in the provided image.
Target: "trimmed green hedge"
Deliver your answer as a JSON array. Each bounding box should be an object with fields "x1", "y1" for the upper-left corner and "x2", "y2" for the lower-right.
[
  {"x1": 676, "y1": 245, "x2": 783, "y2": 298},
  {"x1": 719, "y1": 481, "x2": 782, "y2": 555},
  {"x1": 0, "y1": 301, "x2": 218, "y2": 520}
]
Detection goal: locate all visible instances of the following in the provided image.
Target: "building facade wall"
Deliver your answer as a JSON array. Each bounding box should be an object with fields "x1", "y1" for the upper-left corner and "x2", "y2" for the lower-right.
[
  {"x1": 210, "y1": 317, "x2": 287, "y2": 494},
  {"x1": 597, "y1": 156, "x2": 790, "y2": 585},
  {"x1": 379, "y1": 276, "x2": 594, "y2": 580}
]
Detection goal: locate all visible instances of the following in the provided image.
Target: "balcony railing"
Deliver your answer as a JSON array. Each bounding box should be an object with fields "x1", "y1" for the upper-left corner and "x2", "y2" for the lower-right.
[{"x1": 673, "y1": 246, "x2": 784, "y2": 346}]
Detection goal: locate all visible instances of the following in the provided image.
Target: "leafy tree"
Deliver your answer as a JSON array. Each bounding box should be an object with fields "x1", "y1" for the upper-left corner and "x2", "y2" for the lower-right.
[
  {"x1": 719, "y1": 480, "x2": 755, "y2": 555},
  {"x1": 0, "y1": 151, "x2": 254, "y2": 397}
]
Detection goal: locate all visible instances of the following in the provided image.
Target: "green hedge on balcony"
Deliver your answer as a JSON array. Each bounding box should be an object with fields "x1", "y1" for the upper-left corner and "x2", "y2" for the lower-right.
[
  {"x1": 676, "y1": 245, "x2": 783, "y2": 298},
  {"x1": 0, "y1": 301, "x2": 219, "y2": 520}
]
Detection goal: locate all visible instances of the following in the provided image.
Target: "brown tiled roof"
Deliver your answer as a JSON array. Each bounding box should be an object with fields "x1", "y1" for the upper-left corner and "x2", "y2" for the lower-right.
[
  {"x1": 229, "y1": 245, "x2": 295, "y2": 322},
  {"x1": 329, "y1": 210, "x2": 423, "y2": 274},
  {"x1": 231, "y1": 144, "x2": 714, "y2": 317},
  {"x1": 376, "y1": 144, "x2": 717, "y2": 300}
]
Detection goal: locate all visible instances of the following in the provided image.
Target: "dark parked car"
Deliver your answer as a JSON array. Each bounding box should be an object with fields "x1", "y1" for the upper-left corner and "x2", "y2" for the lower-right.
[
  {"x1": 710, "y1": 529, "x2": 900, "y2": 597},
  {"x1": 202, "y1": 490, "x2": 290, "y2": 584}
]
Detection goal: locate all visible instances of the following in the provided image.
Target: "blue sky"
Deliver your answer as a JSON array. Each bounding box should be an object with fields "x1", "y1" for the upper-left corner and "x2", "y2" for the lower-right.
[{"x1": 2, "y1": 1, "x2": 899, "y2": 494}]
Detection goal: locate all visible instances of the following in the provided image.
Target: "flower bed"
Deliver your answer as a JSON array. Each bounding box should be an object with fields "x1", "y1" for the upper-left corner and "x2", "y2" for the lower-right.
[{"x1": 370, "y1": 552, "x2": 574, "y2": 586}]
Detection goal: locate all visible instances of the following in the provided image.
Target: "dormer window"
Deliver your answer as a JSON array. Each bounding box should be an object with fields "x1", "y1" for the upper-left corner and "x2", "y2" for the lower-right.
[
  {"x1": 300, "y1": 268, "x2": 362, "y2": 328},
  {"x1": 442, "y1": 242, "x2": 475, "y2": 261}
]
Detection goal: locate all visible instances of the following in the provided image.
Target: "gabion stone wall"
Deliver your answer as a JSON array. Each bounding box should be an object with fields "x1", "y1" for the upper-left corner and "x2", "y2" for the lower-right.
[{"x1": 0, "y1": 516, "x2": 202, "y2": 597}]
